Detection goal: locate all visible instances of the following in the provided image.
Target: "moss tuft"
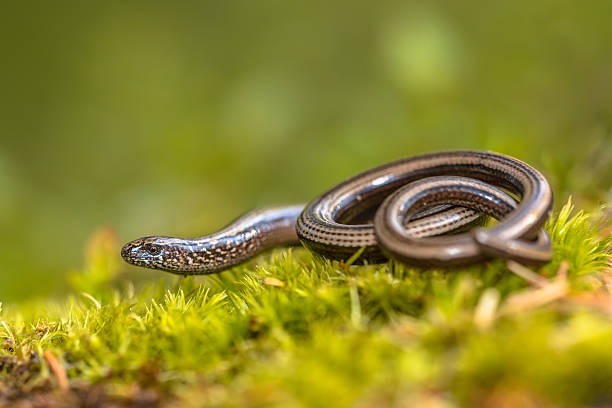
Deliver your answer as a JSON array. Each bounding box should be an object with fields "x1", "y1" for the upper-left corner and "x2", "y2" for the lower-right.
[{"x1": 1, "y1": 199, "x2": 611, "y2": 407}]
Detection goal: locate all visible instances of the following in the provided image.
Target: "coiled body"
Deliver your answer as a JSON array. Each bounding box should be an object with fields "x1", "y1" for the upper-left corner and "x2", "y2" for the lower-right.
[
  {"x1": 298, "y1": 150, "x2": 552, "y2": 266},
  {"x1": 121, "y1": 150, "x2": 553, "y2": 274}
]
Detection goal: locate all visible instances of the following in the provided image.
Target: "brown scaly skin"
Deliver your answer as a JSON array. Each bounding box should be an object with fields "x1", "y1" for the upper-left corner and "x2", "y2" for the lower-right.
[
  {"x1": 374, "y1": 176, "x2": 552, "y2": 266},
  {"x1": 121, "y1": 206, "x2": 304, "y2": 275},
  {"x1": 298, "y1": 150, "x2": 553, "y2": 266},
  {"x1": 121, "y1": 151, "x2": 553, "y2": 274},
  {"x1": 121, "y1": 204, "x2": 483, "y2": 274},
  {"x1": 121, "y1": 235, "x2": 261, "y2": 274}
]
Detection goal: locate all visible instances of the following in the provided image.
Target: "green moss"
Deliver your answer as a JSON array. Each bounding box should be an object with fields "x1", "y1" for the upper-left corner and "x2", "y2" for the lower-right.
[{"x1": 0, "y1": 199, "x2": 611, "y2": 407}]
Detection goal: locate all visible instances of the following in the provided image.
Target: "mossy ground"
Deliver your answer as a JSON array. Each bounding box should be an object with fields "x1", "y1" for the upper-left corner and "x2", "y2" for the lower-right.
[{"x1": 1, "y1": 199, "x2": 611, "y2": 407}]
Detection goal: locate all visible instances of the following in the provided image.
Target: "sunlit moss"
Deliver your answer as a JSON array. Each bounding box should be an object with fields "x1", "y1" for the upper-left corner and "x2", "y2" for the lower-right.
[{"x1": 0, "y1": 199, "x2": 610, "y2": 406}]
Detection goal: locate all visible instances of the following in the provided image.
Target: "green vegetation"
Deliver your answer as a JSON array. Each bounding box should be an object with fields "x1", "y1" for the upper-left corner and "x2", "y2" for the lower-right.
[
  {"x1": 1, "y1": 199, "x2": 610, "y2": 406},
  {"x1": 1, "y1": 1, "x2": 611, "y2": 406},
  {"x1": 2, "y1": 1, "x2": 612, "y2": 300}
]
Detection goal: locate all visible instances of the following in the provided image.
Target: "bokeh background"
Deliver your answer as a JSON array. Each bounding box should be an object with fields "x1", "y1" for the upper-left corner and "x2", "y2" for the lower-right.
[{"x1": 1, "y1": 1, "x2": 611, "y2": 301}]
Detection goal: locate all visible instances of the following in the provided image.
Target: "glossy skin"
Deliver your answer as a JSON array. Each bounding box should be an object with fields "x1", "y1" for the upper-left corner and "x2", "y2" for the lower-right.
[
  {"x1": 121, "y1": 204, "x2": 481, "y2": 274},
  {"x1": 374, "y1": 176, "x2": 552, "y2": 266},
  {"x1": 297, "y1": 150, "x2": 553, "y2": 265},
  {"x1": 121, "y1": 205, "x2": 304, "y2": 274},
  {"x1": 121, "y1": 150, "x2": 553, "y2": 274}
]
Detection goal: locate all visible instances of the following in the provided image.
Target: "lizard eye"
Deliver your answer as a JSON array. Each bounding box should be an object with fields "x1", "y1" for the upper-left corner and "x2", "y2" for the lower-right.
[{"x1": 147, "y1": 245, "x2": 160, "y2": 255}]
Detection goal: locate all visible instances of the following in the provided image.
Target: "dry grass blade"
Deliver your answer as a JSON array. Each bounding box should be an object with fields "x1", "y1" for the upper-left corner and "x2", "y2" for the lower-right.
[
  {"x1": 43, "y1": 350, "x2": 68, "y2": 393},
  {"x1": 500, "y1": 262, "x2": 569, "y2": 315},
  {"x1": 474, "y1": 288, "x2": 500, "y2": 330},
  {"x1": 506, "y1": 260, "x2": 550, "y2": 288},
  {"x1": 262, "y1": 277, "x2": 286, "y2": 288}
]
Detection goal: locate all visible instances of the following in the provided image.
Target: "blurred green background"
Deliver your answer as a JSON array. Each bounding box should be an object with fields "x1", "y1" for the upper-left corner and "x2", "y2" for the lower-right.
[{"x1": 1, "y1": 1, "x2": 611, "y2": 301}]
